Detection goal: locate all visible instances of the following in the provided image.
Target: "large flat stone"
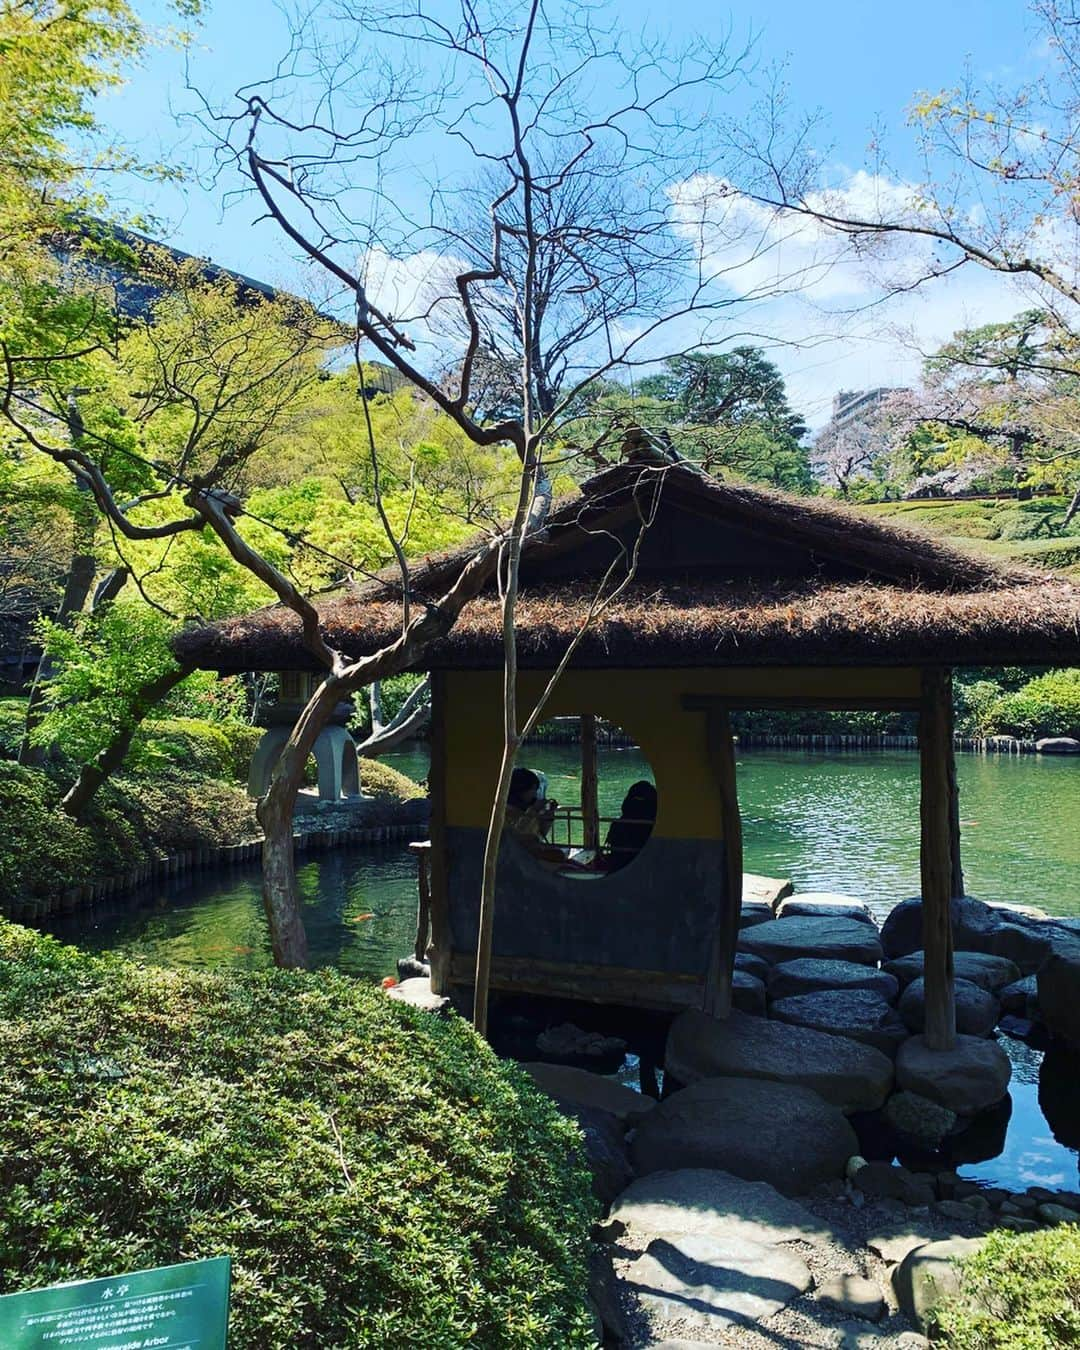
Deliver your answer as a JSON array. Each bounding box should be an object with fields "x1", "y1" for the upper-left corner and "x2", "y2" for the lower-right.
[
  {"x1": 629, "y1": 1076, "x2": 858, "y2": 1195},
  {"x1": 666, "y1": 1008, "x2": 893, "y2": 1113},
  {"x1": 625, "y1": 1233, "x2": 811, "y2": 1331},
  {"x1": 895, "y1": 1034, "x2": 1012, "y2": 1115},
  {"x1": 744, "y1": 873, "x2": 794, "y2": 907},
  {"x1": 739, "y1": 915, "x2": 883, "y2": 966},
  {"x1": 385, "y1": 976, "x2": 448, "y2": 1013},
  {"x1": 522, "y1": 1062, "x2": 656, "y2": 1125},
  {"x1": 898, "y1": 977, "x2": 999, "y2": 1038},
  {"x1": 884, "y1": 950, "x2": 1021, "y2": 993},
  {"x1": 610, "y1": 1168, "x2": 830, "y2": 1247},
  {"x1": 817, "y1": 1273, "x2": 886, "y2": 1322},
  {"x1": 775, "y1": 892, "x2": 874, "y2": 923},
  {"x1": 768, "y1": 958, "x2": 899, "y2": 1003},
  {"x1": 769, "y1": 989, "x2": 908, "y2": 1056}
]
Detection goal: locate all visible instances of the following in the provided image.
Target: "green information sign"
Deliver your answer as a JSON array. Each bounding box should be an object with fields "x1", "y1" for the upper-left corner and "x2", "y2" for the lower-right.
[{"x1": 0, "y1": 1255, "x2": 230, "y2": 1349}]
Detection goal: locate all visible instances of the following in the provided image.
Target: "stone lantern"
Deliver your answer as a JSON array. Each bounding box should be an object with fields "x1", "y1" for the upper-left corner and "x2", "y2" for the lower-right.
[{"x1": 248, "y1": 671, "x2": 361, "y2": 800}]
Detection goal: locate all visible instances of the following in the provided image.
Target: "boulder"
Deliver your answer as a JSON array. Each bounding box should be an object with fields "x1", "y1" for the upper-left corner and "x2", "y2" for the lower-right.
[
  {"x1": 734, "y1": 950, "x2": 771, "y2": 982},
  {"x1": 535, "y1": 1021, "x2": 626, "y2": 1068},
  {"x1": 395, "y1": 955, "x2": 430, "y2": 982},
  {"x1": 898, "y1": 977, "x2": 1000, "y2": 1038},
  {"x1": 880, "y1": 896, "x2": 1051, "y2": 974},
  {"x1": 739, "y1": 915, "x2": 883, "y2": 967},
  {"x1": 891, "y1": 1236, "x2": 985, "y2": 1331},
  {"x1": 768, "y1": 958, "x2": 899, "y2": 1003},
  {"x1": 740, "y1": 902, "x2": 775, "y2": 929},
  {"x1": 666, "y1": 1008, "x2": 894, "y2": 1113},
  {"x1": 588, "y1": 1246, "x2": 631, "y2": 1345},
  {"x1": 731, "y1": 969, "x2": 767, "y2": 1015},
  {"x1": 1037, "y1": 950, "x2": 1080, "y2": 1050},
  {"x1": 895, "y1": 1034, "x2": 1012, "y2": 1116},
  {"x1": 775, "y1": 892, "x2": 874, "y2": 923},
  {"x1": 849, "y1": 1159, "x2": 936, "y2": 1207},
  {"x1": 1036, "y1": 736, "x2": 1080, "y2": 754},
  {"x1": 816, "y1": 1273, "x2": 886, "y2": 1322},
  {"x1": 624, "y1": 1232, "x2": 812, "y2": 1332},
  {"x1": 562, "y1": 1103, "x2": 635, "y2": 1205},
  {"x1": 609, "y1": 1167, "x2": 830, "y2": 1247},
  {"x1": 629, "y1": 1076, "x2": 858, "y2": 1195},
  {"x1": 867, "y1": 1228, "x2": 940, "y2": 1266},
  {"x1": 769, "y1": 989, "x2": 908, "y2": 1056},
  {"x1": 883, "y1": 1090, "x2": 957, "y2": 1146},
  {"x1": 884, "y1": 950, "x2": 1021, "y2": 994},
  {"x1": 522, "y1": 1062, "x2": 656, "y2": 1125}
]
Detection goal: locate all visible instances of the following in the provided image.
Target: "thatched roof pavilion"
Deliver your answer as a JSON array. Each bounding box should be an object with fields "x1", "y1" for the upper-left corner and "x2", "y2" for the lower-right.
[
  {"x1": 176, "y1": 460, "x2": 1080, "y2": 674},
  {"x1": 176, "y1": 459, "x2": 1080, "y2": 1056}
]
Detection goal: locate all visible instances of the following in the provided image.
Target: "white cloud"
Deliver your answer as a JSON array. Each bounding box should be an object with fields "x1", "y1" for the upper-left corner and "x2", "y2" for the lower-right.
[{"x1": 667, "y1": 169, "x2": 1079, "y2": 426}]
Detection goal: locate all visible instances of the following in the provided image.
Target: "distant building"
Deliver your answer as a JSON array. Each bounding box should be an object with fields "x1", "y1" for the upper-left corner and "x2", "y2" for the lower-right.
[{"x1": 829, "y1": 387, "x2": 904, "y2": 431}]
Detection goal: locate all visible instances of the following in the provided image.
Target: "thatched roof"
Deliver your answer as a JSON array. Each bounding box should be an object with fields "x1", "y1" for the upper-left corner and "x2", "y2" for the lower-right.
[{"x1": 174, "y1": 461, "x2": 1080, "y2": 673}]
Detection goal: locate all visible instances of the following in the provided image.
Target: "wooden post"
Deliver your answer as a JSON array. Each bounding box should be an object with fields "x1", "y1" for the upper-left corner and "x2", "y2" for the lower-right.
[
  {"x1": 427, "y1": 672, "x2": 452, "y2": 994},
  {"x1": 580, "y1": 714, "x2": 600, "y2": 852},
  {"x1": 945, "y1": 678, "x2": 964, "y2": 898},
  {"x1": 680, "y1": 701, "x2": 742, "y2": 1019},
  {"x1": 919, "y1": 667, "x2": 957, "y2": 1051},
  {"x1": 409, "y1": 840, "x2": 432, "y2": 961}
]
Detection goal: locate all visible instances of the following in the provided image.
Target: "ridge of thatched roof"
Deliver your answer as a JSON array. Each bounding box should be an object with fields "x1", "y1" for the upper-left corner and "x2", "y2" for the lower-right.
[
  {"x1": 353, "y1": 460, "x2": 1009, "y2": 601},
  {"x1": 173, "y1": 460, "x2": 1080, "y2": 674}
]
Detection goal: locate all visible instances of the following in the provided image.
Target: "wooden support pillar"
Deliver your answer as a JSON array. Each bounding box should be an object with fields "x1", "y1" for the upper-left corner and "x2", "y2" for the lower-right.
[
  {"x1": 945, "y1": 682, "x2": 964, "y2": 898},
  {"x1": 427, "y1": 672, "x2": 452, "y2": 994},
  {"x1": 409, "y1": 840, "x2": 432, "y2": 961},
  {"x1": 919, "y1": 667, "x2": 957, "y2": 1051},
  {"x1": 683, "y1": 696, "x2": 743, "y2": 1019},
  {"x1": 580, "y1": 714, "x2": 600, "y2": 852}
]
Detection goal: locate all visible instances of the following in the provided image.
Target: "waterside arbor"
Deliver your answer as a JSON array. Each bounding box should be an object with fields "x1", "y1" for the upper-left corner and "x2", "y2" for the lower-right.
[{"x1": 176, "y1": 460, "x2": 1080, "y2": 1052}]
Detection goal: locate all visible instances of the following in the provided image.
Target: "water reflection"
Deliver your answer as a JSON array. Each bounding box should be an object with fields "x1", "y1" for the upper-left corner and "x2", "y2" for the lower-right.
[{"x1": 43, "y1": 846, "x2": 420, "y2": 983}]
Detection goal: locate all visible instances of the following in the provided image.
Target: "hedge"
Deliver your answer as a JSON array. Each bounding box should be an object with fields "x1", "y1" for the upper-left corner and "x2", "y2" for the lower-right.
[
  {"x1": 932, "y1": 1225, "x2": 1080, "y2": 1347},
  {"x1": 0, "y1": 763, "x2": 257, "y2": 905},
  {"x1": 142, "y1": 717, "x2": 264, "y2": 782},
  {"x1": 0, "y1": 923, "x2": 597, "y2": 1347}
]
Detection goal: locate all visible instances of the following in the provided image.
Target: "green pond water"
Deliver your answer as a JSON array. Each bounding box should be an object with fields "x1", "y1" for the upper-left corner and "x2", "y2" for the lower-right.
[{"x1": 41, "y1": 745, "x2": 1080, "y2": 1192}]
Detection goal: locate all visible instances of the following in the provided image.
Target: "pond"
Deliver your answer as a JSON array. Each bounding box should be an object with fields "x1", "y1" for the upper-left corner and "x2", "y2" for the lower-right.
[{"x1": 41, "y1": 744, "x2": 1080, "y2": 1193}]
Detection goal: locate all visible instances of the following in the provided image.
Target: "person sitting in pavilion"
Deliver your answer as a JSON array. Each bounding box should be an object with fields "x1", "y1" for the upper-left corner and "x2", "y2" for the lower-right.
[
  {"x1": 504, "y1": 767, "x2": 567, "y2": 866},
  {"x1": 602, "y1": 780, "x2": 657, "y2": 872}
]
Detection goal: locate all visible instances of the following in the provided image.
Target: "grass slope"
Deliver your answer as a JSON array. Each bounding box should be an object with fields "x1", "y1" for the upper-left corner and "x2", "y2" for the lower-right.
[{"x1": 865, "y1": 496, "x2": 1080, "y2": 576}]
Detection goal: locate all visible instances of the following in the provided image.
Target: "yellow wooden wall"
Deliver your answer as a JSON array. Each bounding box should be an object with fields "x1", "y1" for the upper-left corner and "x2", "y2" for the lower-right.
[{"x1": 443, "y1": 666, "x2": 921, "y2": 840}]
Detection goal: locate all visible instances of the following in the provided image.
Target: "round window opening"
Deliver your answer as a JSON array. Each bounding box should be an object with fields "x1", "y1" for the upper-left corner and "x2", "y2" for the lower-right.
[{"x1": 504, "y1": 715, "x2": 657, "y2": 880}]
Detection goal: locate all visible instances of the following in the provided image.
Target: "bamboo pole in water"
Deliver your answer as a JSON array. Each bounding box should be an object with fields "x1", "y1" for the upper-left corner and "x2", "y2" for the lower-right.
[{"x1": 580, "y1": 714, "x2": 600, "y2": 852}]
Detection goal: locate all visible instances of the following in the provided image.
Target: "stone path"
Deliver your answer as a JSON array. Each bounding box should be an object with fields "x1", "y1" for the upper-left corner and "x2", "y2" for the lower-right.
[{"x1": 606, "y1": 1169, "x2": 948, "y2": 1347}]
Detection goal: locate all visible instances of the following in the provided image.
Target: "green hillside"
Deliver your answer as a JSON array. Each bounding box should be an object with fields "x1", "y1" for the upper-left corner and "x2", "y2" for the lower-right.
[{"x1": 865, "y1": 496, "x2": 1080, "y2": 576}]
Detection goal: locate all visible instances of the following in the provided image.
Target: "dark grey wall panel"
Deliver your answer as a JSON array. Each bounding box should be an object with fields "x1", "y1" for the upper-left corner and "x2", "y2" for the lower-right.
[{"x1": 445, "y1": 826, "x2": 726, "y2": 977}]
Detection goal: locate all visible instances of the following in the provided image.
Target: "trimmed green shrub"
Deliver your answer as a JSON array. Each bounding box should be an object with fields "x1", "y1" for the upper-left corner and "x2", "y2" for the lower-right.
[
  {"x1": 0, "y1": 923, "x2": 597, "y2": 1348},
  {"x1": 142, "y1": 717, "x2": 264, "y2": 782},
  {"x1": 932, "y1": 1225, "x2": 1080, "y2": 1347},
  {"x1": 0, "y1": 763, "x2": 256, "y2": 905},
  {"x1": 360, "y1": 756, "x2": 426, "y2": 802}
]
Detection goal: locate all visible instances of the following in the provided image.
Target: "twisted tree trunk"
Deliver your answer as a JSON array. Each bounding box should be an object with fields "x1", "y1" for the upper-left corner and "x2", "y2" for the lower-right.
[{"x1": 62, "y1": 664, "x2": 193, "y2": 820}]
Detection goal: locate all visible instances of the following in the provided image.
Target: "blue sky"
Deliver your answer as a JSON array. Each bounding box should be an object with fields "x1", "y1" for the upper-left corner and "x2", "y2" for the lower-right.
[{"x1": 100, "y1": 0, "x2": 1050, "y2": 423}]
